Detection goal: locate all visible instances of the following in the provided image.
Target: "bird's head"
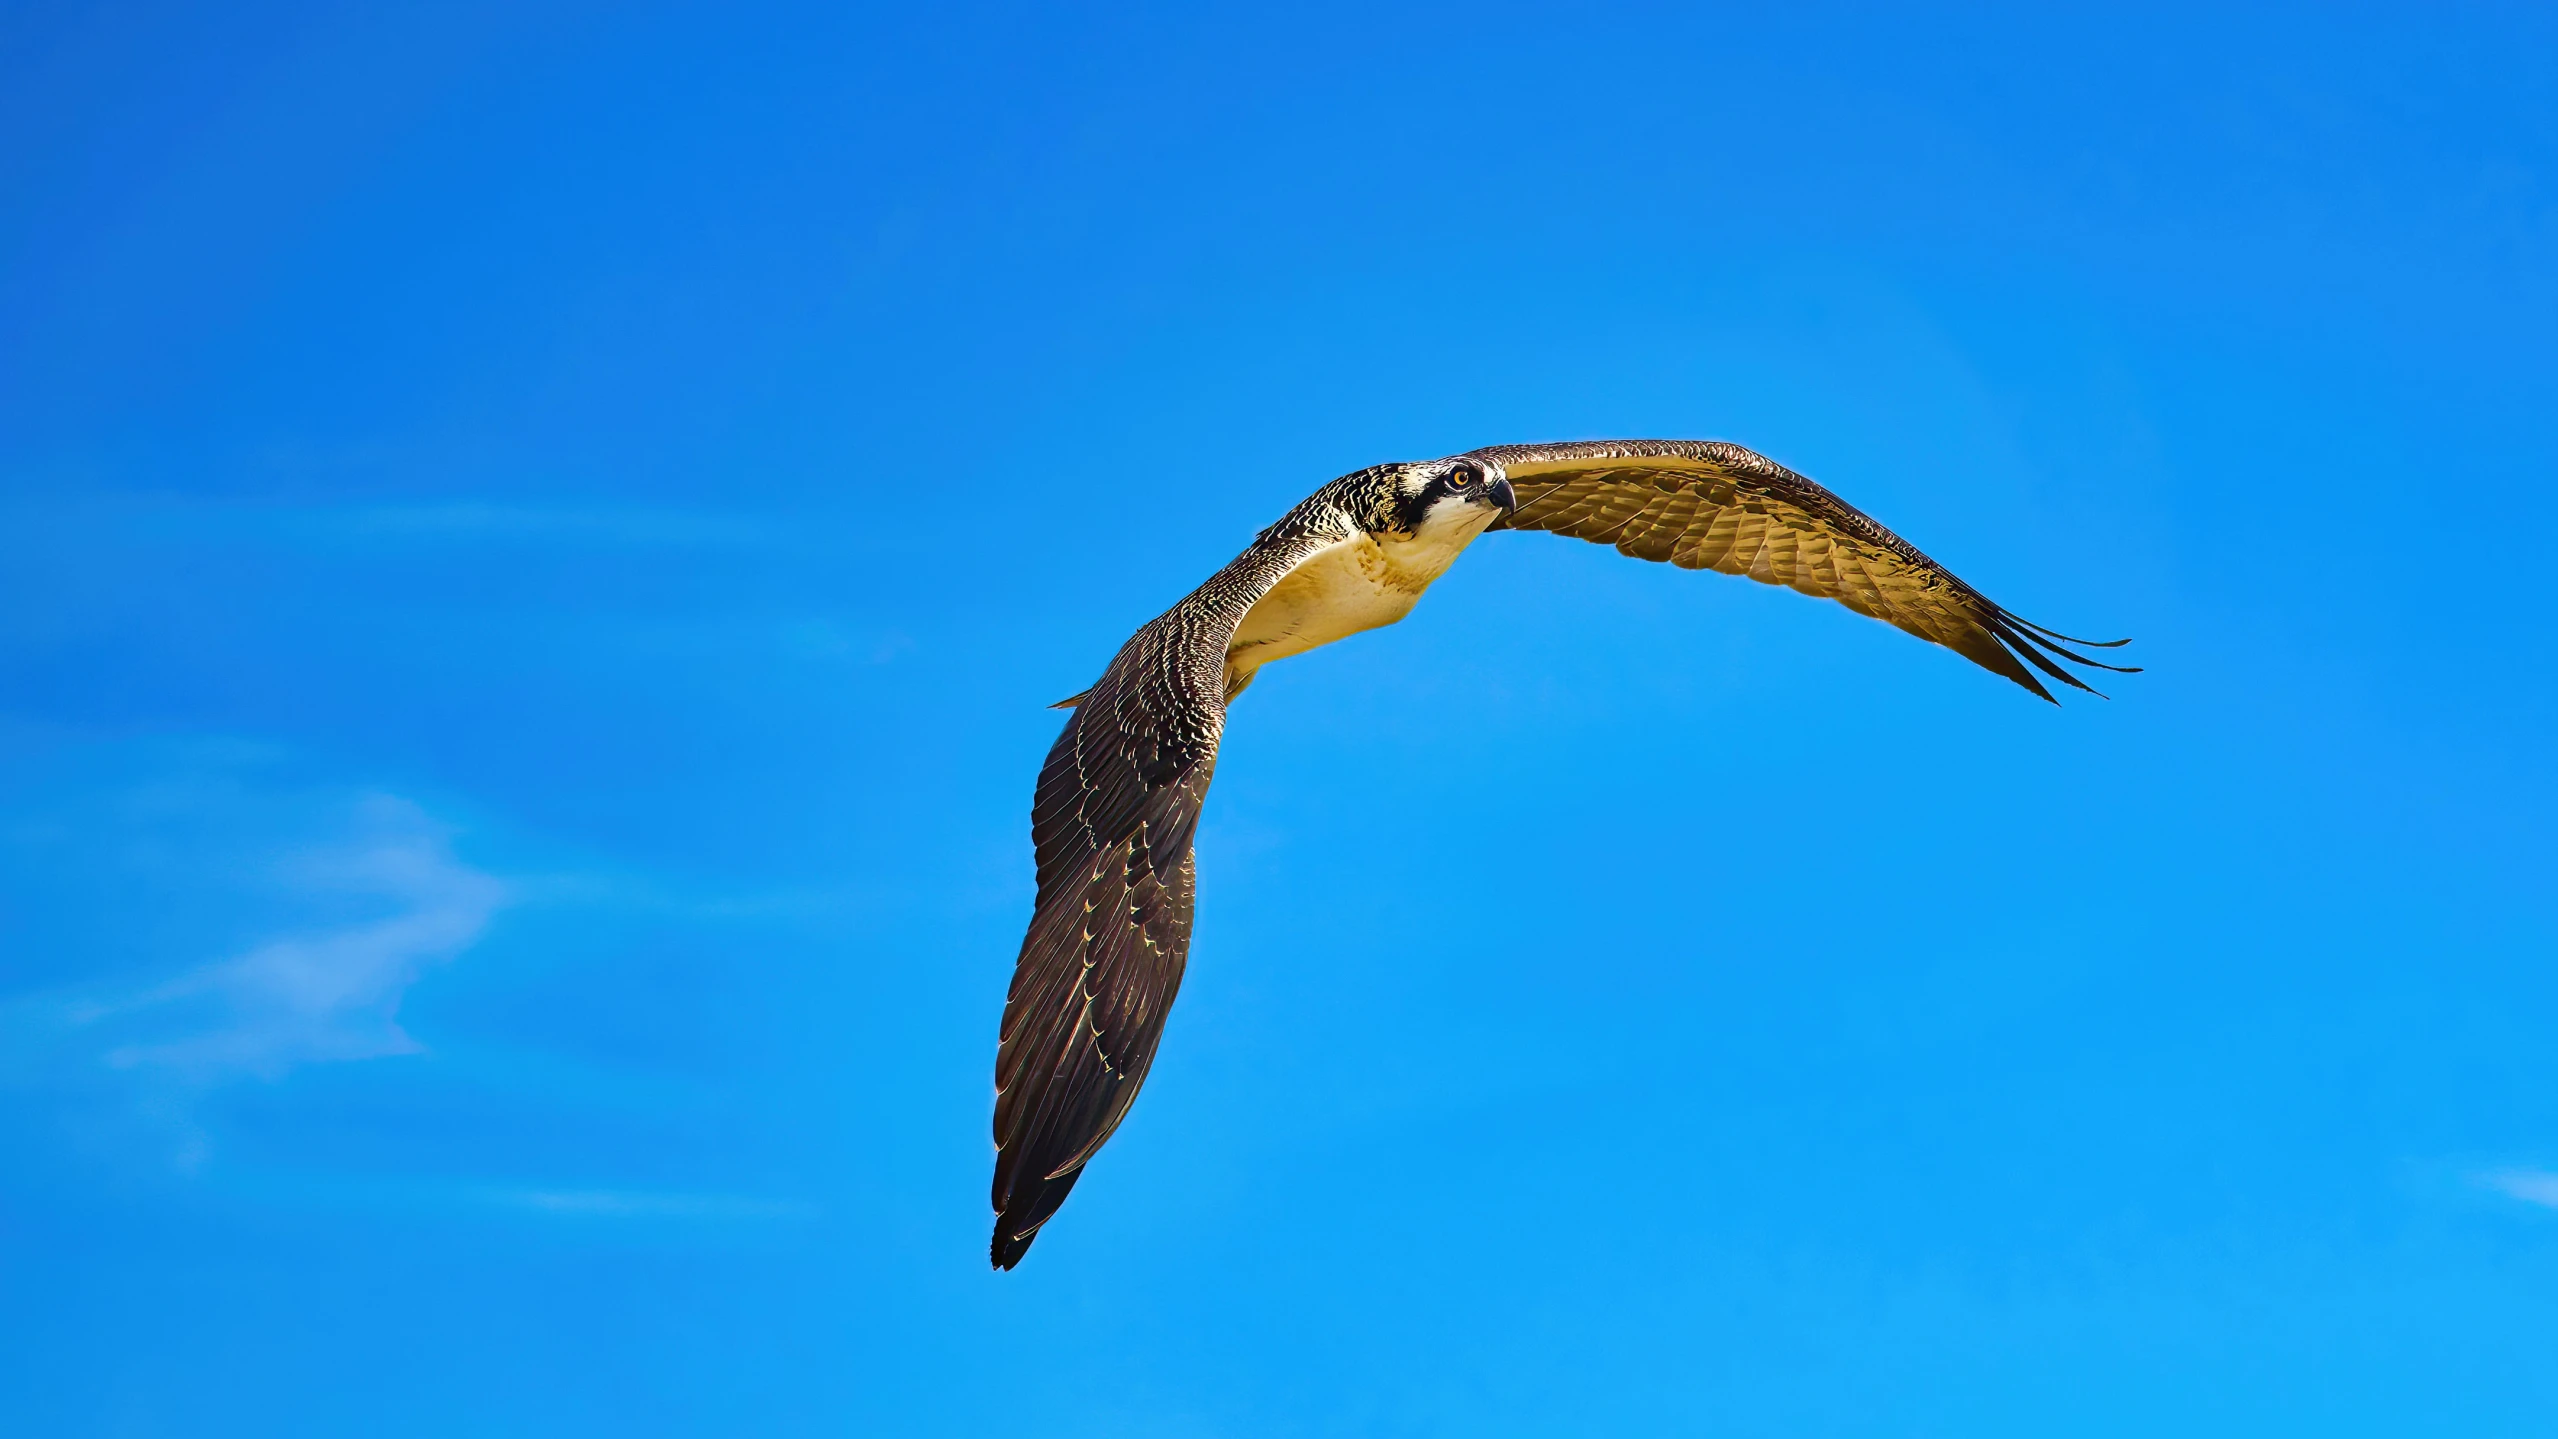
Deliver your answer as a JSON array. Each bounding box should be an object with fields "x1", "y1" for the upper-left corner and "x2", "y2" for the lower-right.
[{"x1": 1378, "y1": 457, "x2": 1517, "y2": 541}]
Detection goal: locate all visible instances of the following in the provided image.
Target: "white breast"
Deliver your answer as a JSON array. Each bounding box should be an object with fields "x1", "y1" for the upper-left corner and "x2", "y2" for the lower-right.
[{"x1": 1224, "y1": 510, "x2": 1491, "y2": 694}]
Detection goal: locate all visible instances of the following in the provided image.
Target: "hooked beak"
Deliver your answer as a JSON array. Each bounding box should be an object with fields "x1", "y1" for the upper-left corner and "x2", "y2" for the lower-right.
[{"x1": 1486, "y1": 476, "x2": 1517, "y2": 515}]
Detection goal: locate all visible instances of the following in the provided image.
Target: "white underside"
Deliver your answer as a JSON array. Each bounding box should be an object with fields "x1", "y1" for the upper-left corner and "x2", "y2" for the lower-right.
[{"x1": 1223, "y1": 507, "x2": 1494, "y2": 696}]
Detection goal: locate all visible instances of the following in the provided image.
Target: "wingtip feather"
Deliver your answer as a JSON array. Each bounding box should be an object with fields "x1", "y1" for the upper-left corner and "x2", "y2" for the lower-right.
[
  {"x1": 1980, "y1": 610, "x2": 2139, "y2": 702},
  {"x1": 991, "y1": 1226, "x2": 1033, "y2": 1270},
  {"x1": 2007, "y1": 615, "x2": 2136, "y2": 649}
]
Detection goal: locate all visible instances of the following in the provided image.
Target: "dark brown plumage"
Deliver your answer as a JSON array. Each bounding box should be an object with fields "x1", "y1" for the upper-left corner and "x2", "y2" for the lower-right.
[{"x1": 991, "y1": 504, "x2": 1357, "y2": 1269}]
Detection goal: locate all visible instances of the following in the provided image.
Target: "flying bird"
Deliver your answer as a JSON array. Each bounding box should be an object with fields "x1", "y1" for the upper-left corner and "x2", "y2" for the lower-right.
[{"x1": 990, "y1": 438, "x2": 2133, "y2": 1268}]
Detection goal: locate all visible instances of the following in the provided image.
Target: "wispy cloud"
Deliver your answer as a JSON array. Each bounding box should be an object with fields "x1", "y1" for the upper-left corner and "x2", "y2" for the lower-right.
[
  {"x1": 2479, "y1": 1168, "x2": 2558, "y2": 1209},
  {"x1": 70, "y1": 793, "x2": 506, "y2": 1081},
  {"x1": 490, "y1": 1188, "x2": 816, "y2": 1221}
]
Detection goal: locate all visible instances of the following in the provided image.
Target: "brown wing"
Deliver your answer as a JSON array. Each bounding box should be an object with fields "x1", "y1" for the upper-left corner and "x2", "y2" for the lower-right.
[
  {"x1": 1470, "y1": 439, "x2": 2135, "y2": 700},
  {"x1": 992, "y1": 521, "x2": 1352, "y2": 1269},
  {"x1": 991, "y1": 645, "x2": 1210, "y2": 1270}
]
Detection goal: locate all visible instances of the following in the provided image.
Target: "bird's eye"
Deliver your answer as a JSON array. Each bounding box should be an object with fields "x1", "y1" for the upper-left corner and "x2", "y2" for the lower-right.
[{"x1": 1446, "y1": 467, "x2": 1475, "y2": 489}]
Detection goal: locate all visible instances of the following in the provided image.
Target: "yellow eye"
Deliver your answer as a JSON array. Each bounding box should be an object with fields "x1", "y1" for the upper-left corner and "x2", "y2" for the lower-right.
[{"x1": 1446, "y1": 467, "x2": 1475, "y2": 488}]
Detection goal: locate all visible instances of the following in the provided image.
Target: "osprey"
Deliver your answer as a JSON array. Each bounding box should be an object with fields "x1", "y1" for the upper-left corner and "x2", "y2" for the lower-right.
[{"x1": 991, "y1": 438, "x2": 2133, "y2": 1268}]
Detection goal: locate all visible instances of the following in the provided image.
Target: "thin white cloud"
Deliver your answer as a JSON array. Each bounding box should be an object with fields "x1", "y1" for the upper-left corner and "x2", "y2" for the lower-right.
[
  {"x1": 2480, "y1": 1168, "x2": 2558, "y2": 1209},
  {"x1": 89, "y1": 794, "x2": 506, "y2": 1080},
  {"x1": 492, "y1": 1188, "x2": 816, "y2": 1221}
]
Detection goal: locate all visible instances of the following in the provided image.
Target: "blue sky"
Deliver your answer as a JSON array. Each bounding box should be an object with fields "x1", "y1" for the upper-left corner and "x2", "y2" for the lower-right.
[{"x1": 4, "y1": 1, "x2": 2556, "y2": 1433}]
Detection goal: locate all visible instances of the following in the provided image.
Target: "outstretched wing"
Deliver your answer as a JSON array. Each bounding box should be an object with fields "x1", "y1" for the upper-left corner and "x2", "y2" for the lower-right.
[
  {"x1": 992, "y1": 520, "x2": 1350, "y2": 1269},
  {"x1": 991, "y1": 654, "x2": 1209, "y2": 1271},
  {"x1": 1471, "y1": 439, "x2": 2135, "y2": 700}
]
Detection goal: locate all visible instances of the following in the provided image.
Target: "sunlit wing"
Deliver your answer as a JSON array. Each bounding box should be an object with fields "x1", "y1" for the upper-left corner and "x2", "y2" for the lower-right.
[{"x1": 1471, "y1": 439, "x2": 2135, "y2": 700}]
